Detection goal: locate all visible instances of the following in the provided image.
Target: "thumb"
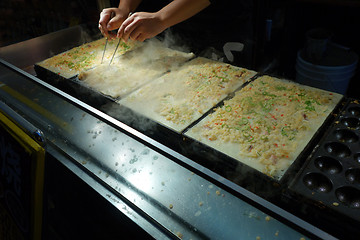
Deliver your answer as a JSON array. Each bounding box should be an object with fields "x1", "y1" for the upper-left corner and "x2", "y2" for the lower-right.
[
  {"x1": 106, "y1": 20, "x2": 115, "y2": 30},
  {"x1": 107, "y1": 16, "x2": 123, "y2": 30}
]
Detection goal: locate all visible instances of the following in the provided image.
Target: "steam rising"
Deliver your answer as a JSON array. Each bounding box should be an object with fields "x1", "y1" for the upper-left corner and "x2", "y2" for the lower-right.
[
  {"x1": 161, "y1": 28, "x2": 192, "y2": 53},
  {"x1": 78, "y1": 35, "x2": 194, "y2": 99},
  {"x1": 94, "y1": 32, "x2": 196, "y2": 132}
]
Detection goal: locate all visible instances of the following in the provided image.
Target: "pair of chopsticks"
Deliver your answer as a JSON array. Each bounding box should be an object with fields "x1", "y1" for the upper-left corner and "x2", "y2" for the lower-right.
[{"x1": 101, "y1": 12, "x2": 133, "y2": 65}]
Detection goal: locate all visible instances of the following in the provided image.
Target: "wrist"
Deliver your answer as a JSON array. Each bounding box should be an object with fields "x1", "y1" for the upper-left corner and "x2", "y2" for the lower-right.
[
  {"x1": 117, "y1": 5, "x2": 131, "y2": 15},
  {"x1": 118, "y1": 0, "x2": 142, "y2": 14},
  {"x1": 154, "y1": 10, "x2": 171, "y2": 30}
]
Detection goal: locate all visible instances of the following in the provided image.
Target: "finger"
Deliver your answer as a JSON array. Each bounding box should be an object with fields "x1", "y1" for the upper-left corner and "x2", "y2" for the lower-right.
[
  {"x1": 99, "y1": 10, "x2": 113, "y2": 38},
  {"x1": 122, "y1": 19, "x2": 138, "y2": 42},
  {"x1": 99, "y1": 10, "x2": 111, "y2": 28},
  {"x1": 136, "y1": 34, "x2": 147, "y2": 42},
  {"x1": 118, "y1": 19, "x2": 133, "y2": 42},
  {"x1": 119, "y1": 15, "x2": 134, "y2": 31},
  {"x1": 98, "y1": 24, "x2": 106, "y2": 38},
  {"x1": 117, "y1": 27, "x2": 124, "y2": 40},
  {"x1": 99, "y1": 22, "x2": 110, "y2": 38},
  {"x1": 130, "y1": 30, "x2": 141, "y2": 41},
  {"x1": 117, "y1": 11, "x2": 134, "y2": 39},
  {"x1": 106, "y1": 14, "x2": 121, "y2": 31},
  {"x1": 117, "y1": 19, "x2": 129, "y2": 39}
]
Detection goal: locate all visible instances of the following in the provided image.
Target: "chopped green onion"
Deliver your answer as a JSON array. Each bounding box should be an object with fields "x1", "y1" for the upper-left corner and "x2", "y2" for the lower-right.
[
  {"x1": 238, "y1": 118, "x2": 249, "y2": 125},
  {"x1": 225, "y1": 105, "x2": 232, "y2": 112},
  {"x1": 275, "y1": 86, "x2": 287, "y2": 91}
]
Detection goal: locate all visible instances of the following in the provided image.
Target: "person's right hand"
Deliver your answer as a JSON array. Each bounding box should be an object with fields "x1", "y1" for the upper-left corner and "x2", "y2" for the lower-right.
[
  {"x1": 117, "y1": 12, "x2": 167, "y2": 42},
  {"x1": 98, "y1": 8, "x2": 130, "y2": 39}
]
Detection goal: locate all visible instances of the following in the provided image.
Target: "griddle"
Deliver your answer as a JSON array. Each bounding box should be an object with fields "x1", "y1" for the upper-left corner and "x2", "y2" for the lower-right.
[
  {"x1": 34, "y1": 64, "x2": 116, "y2": 107},
  {"x1": 289, "y1": 98, "x2": 360, "y2": 223},
  {"x1": 34, "y1": 52, "x2": 345, "y2": 201}
]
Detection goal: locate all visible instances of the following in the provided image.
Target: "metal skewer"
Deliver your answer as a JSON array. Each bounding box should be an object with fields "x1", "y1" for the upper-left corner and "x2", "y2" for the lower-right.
[
  {"x1": 109, "y1": 12, "x2": 133, "y2": 66},
  {"x1": 101, "y1": 38, "x2": 108, "y2": 64},
  {"x1": 109, "y1": 38, "x2": 119, "y2": 66},
  {"x1": 101, "y1": 11, "x2": 115, "y2": 64}
]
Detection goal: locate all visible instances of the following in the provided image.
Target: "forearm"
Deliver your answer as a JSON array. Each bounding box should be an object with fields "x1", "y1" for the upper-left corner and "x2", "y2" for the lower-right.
[
  {"x1": 118, "y1": 0, "x2": 143, "y2": 14},
  {"x1": 156, "y1": 0, "x2": 211, "y2": 29}
]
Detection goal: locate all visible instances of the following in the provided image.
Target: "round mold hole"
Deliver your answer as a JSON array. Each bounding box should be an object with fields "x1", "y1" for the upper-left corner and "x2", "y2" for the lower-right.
[
  {"x1": 341, "y1": 117, "x2": 360, "y2": 129},
  {"x1": 324, "y1": 142, "x2": 351, "y2": 158},
  {"x1": 303, "y1": 172, "x2": 333, "y2": 193},
  {"x1": 335, "y1": 186, "x2": 360, "y2": 208},
  {"x1": 334, "y1": 129, "x2": 359, "y2": 143},
  {"x1": 355, "y1": 153, "x2": 360, "y2": 164},
  {"x1": 348, "y1": 107, "x2": 360, "y2": 117},
  {"x1": 345, "y1": 168, "x2": 360, "y2": 184},
  {"x1": 314, "y1": 156, "x2": 342, "y2": 174}
]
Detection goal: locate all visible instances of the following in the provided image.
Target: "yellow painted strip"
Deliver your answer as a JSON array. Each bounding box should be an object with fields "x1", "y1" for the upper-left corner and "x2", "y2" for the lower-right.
[
  {"x1": 0, "y1": 81, "x2": 72, "y2": 132},
  {"x1": 0, "y1": 112, "x2": 45, "y2": 240}
]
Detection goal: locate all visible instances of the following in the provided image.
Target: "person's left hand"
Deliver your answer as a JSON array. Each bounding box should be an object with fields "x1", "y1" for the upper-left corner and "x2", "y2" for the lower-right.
[
  {"x1": 99, "y1": 7, "x2": 130, "y2": 40},
  {"x1": 117, "y1": 12, "x2": 167, "y2": 42}
]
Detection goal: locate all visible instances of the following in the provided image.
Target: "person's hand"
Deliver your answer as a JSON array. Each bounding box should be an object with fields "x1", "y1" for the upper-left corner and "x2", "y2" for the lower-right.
[
  {"x1": 98, "y1": 8, "x2": 130, "y2": 39},
  {"x1": 117, "y1": 12, "x2": 167, "y2": 42}
]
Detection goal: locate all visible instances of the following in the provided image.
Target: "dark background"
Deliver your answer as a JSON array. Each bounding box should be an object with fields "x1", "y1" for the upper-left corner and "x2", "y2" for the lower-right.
[{"x1": 0, "y1": 0, "x2": 359, "y2": 97}]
